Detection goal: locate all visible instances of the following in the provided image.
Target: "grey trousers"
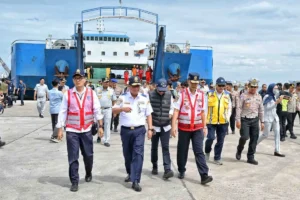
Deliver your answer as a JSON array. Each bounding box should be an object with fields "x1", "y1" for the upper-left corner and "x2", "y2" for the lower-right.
[
  {"x1": 102, "y1": 108, "x2": 112, "y2": 143},
  {"x1": 257, "y1": 120, "x2": 281, "y2": 153},
  {"x1": 37, "y1": 98, "x2": 46, "y2": 115}
]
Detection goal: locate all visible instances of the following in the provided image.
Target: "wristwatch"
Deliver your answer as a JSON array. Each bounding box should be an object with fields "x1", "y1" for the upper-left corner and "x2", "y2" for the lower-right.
[
  {"x1": 99, "y1": 125, "x2": 103, "y2": 128},
  {"x1": 148, "y1": 128, "x2": 155, "y2": 132}
]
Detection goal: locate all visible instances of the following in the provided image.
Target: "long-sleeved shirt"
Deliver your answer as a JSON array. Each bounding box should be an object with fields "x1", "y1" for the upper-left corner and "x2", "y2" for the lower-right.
[
  {"x1": 153, "y1": 96, "x2": 174, "y2": 133},
  {"x1": 236, "y1": 92, "x2": 264, "y2": 123},
  {"x1": 262, "y1": 95, "x2": 279, "y2": 123},
  {"x1": 56, "y1": 87, "x2": 103, "y2": 133}
]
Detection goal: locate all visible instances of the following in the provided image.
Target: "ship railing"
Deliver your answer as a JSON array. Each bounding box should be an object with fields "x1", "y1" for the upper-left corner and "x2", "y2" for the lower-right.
[
  {"x1": 45, "y1": 38, "x2": 82, "y2": 49},
  {"x1": 164, "y1": 42, "x2": 191, "y2": 54}
]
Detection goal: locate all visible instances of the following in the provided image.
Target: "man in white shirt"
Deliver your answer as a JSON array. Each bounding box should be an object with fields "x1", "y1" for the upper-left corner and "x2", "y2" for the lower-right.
[
  {"x1": 56, "y1": 69, "x2": 104, "y2": 192},
  {"x1": 34, "y1": 78, "x2": 49, "y2": 118},
  {"x1": 148, "y1": 78, "x2": 174, "y2": 179}
]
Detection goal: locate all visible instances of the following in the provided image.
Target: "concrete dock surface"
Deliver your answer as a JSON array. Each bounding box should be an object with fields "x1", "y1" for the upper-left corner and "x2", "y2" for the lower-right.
[{"x1": 1, "y1": 101, "x2": 300, "y2": 200}]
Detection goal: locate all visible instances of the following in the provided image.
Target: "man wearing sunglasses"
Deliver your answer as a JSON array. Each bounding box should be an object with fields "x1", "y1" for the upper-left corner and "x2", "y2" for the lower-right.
[
  {"x1": 235, "y1": 79, "x2": 264, "y2": 165},
  {"x1": 149, "y1": 78, "x2": 174, "y2": 180},
  {"x1": 205, "y1": 77, "x2": 232, "y2": 165}
]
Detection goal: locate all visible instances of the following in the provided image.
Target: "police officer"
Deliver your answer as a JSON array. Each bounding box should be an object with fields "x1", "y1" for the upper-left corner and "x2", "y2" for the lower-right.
[
  {"x1": 149, "y1": 78, "x2": 174, "y2": 179},
  {"x1": 7, "y1": 79, "x2": 15, "y2": 108},
  {"x1": 236, "y1": 78, "x2": 264, "y2": 165},
  {"x1": 95, "y1": 78, "x2": 116, "y2": 147},
  {"x1": 34, "y1": 78, "x2": 49, "y2": 118},
  {"x1": 56, "y1": 69, "x2": 104, "y2": 192},
  {"x1": 112, "y1": 76, "x2": 153, "y2": 192},
  {"x1": 286, "y1": 81, "x2": 297, "y2": 139},
  {"x1": 226, "y1": 80, "x2": 239, "y2": 134},
  {"x1": 171, "y1": 72, "x2": 213, "y2": 185},
  {"x1": 111, "y1": 79, "x2": 122, "y2": 132},
  {"x1": 205, "y1": 77, "x2": 231, "y2": 165},
  {"x1": 17, "y1": 79, "x2": 26, "y2": 106}
]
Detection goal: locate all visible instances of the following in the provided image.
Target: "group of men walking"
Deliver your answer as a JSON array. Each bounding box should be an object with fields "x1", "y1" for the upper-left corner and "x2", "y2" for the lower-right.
[{"x1": 1, "y1": 70, "x2": 299, "y2": 194}]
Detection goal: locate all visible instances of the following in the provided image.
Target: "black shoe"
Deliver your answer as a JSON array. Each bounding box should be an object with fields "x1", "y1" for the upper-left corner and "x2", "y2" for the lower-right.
[
  {"x1": 290, "y1": 134, "x2": 297, "y2": 139},
  {"x1": 41, "y1": 115, "x2": 44, "y2": 118},
  {"x1": 178, "y1": 172, "x2": 185, "y2": 179},
  {"x1": 132, "y1": 181, "x2": 142, "y2": 192},
  {"x1": 236, "y1": 151, "x2": 241, "y2": 160},
  {"x1": 201, "y1": 175, "x2": 213, "y2": 185},
  {"x1": 70, "y1": 183, "x2": 78, "y2": 192},
  {"x1": 163, "y1": 170, "x2": 174, "y2": 179},
  {"x1": 280, "y1": 138, "x2": 285, "y2": 142},
  {"x1": 232, "y1": 131, "x2": 235, "y2": 134},
  {"x1": 152, "y1": 168, "x2": 158, "y2": 175},
  {"x1": 124, "y1": 174, "x2": 131, "y2": 182},
  {"x1": 97, "y1": 137, "x2": 101, "y2": 143},
  {"x1": 104, "y1": 143, "x2": 110, "y2": 147},
  {"x1": 247, "y1": 159, "x2": 258, "y2": 165},
  {"x1": 0, "y1": 140, "x2": 6, "y2": 147},
  {"x1": 274, "y1": 152, "x2": 285, "y2": 157},
  {"x1": 85, "y1": 173, "x2": 92, "y2": 182},
  {"x1": 114, "y1": 128, "x2": 118, "y2": 132}
]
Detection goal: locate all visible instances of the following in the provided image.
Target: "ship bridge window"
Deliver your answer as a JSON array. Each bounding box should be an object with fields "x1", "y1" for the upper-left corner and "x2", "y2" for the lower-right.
[
  {"x1": 87, "y1": 51, "x2": 91, "y2": 55},
  {"x1": 91, "y1": 36, "x2": 94, "y2": 41},
  {"x1": 124, "y1": 38, "x2": 127, "y2": 42},
  {"x1": 125, "y1": 52, "x2": 129, "y2": 56},
  {"x1": 104, "y1": 37, "x2": 107, "y2": 41},
  {"x1": 101, "y1": 51, "x2": 105, "y2": 56},
  {"x1": 108, "y1": 37, "x2": 111, "y2": 41},
  {"x1": 112, "y1": 37, "x2": 115, "y2": 42},
  {"x1": 83, "y1": 37, "x2": 86, "y2": 40},
  {"x1": 86, "y1": 36, "x2": 90, "y2": 41},
  {"x1": 99, "y1": 37, "x2": 103, "y2": 41},
  {"x1": 95, "y1": 37, "x2": 98, "y2": 41},
  {"x1": 120, "y1": 38, "x2": 123, "y2": 42},
  {"x1": 113, "y1": 52, "x2": 117, "y2": 56},
  {"x1": 116, "y1": 38, "x2": 119, "y2": 42}
]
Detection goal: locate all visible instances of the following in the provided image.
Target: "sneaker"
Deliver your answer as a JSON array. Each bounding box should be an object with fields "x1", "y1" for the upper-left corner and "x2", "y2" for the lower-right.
[
  {"x1": 97, "y1": 137, "x2": 101, "y2": 143},
  {"x1": 51, "y1": 138, "x2": 60, "y2": 143},
  {"x1": 247, "y1": 159, "x2": 258, "y2": 165},
  {"x1": 290, "y1": 134, "x2": 297, "y2": 139},
  {"x1": 205, "y1": 153, "x2": 210, "y2": 161},
  {"x1": 152, "y1": 168, "x2": 158, "y2": 175},
  {"x1": 213, "y1": 160, "x2": 223, "y2": 165},
  {"x1": 201, "y1": 175, "x2": 213, "y2": 185},
  {"x1": 104, "y1": 143, "x2": 110, "y2": 147}
]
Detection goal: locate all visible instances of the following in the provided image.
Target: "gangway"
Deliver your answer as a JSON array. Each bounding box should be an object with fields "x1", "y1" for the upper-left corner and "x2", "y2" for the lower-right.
[{"x1": 0, "y1": 57, "x2": 10, "y2": 74}]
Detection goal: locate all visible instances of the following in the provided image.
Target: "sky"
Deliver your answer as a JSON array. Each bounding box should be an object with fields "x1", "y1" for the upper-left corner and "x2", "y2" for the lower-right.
[{"x1": 0, "y1": 0, "x2": 299, "y2": 84}]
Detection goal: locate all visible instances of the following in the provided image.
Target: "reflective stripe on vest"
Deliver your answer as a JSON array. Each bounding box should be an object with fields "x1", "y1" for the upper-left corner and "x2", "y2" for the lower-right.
[
  {"x1": 66, "y1": 88, "x2": 94, "y2": 131},
  {"x1": 178, "y1": 88, "x2": 204, "y2": 131}
]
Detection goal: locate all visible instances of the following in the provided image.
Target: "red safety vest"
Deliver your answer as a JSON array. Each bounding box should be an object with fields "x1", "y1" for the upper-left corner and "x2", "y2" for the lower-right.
[
  {"x1": 66, "y1": 88, "x2": 94, "y2": 131},
  {"x1": 178, "y1": 88, "x2": 204, "y2": 132}
]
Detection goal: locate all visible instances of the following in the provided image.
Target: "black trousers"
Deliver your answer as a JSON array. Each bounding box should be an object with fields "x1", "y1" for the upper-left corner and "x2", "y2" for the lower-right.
[
  {"x1": 237, "y1": 117, "x2": 259, "y2": 160},
  {"x1": 177, "y1": 129, "x2": 208, "y2": 176},
  {"x1": 90, "y1": 72, "x2": 94, "y2": 79},
  {"x1": 51, "y1": 114, "x2": 58, "y2": 138},
  {"x1": 286, "y1": 112, "x2": 296, "y2": 135},
  {"x1": 67, "y1": 131, "x2": 93, "y2": 184},
  {"x1": 151, "y1": 128, "x2": 171, "y2": 172},
  {"x1": 230, "y1": 107, "x2": 236, "y2": 132},
  {"x1": 111, "y1": 113, "x2": 120, "y2": 130},
  {"x1": 277, "y1": 111, "x2": 288, "y2": 139}
]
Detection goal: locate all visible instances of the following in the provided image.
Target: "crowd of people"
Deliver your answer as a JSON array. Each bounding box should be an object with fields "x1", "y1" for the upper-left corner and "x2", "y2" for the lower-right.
[{"x1": 1, "y1": 71, "x2": 300, "y2": 193}]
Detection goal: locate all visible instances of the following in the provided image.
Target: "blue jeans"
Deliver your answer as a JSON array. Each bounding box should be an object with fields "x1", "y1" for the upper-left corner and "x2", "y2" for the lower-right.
[{"x1": 205, "y1": 124, "x2": 228, "y2": 160}]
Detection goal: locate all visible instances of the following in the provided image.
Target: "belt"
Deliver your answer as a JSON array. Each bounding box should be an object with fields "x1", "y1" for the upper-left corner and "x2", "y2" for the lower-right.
[
  {"x1": 242, "y1": 116, "x2": 258, "y2": 120},
  {"x1": 121, "y1": 125, "x2": 144, "y2": 130},
  {"x1": 101, "y1": 107, "x2": 111, "y2": 109}
]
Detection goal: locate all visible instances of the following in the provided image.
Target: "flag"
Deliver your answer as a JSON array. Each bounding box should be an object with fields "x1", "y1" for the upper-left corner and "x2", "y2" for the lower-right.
[{"x1": 137, "y1": 49, "x2": 144, "y2": 54}]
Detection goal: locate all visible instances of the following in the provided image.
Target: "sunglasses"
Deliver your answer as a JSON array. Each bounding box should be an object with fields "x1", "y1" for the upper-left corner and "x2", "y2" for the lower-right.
[
  {"x1": 250, "y1": 86, "x2": 258, "y2": 88},
  {"x1": 217, "y1": 85, "x2": 225, "y2": 87}
]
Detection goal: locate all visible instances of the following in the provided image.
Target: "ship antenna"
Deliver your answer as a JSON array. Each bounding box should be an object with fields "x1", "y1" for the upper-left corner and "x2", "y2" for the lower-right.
[
  {"x1": 97, "y1": 18, "x2": 105, "y2": 33},
  {"x1": 119, "y1": 0, "x2": 122, "y2": 16}
]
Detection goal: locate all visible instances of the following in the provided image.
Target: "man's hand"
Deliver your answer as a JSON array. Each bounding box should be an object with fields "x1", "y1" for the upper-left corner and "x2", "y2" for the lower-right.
[
  {"x1": 147, "y1": 130, "x2": 153, "y2": 140},
  {"x1": 122, "y1": 107, "x2": 132, "y2": 113},
  {"x1": 203, "y1": 127, "x2": 208, "y2": 136},
  {"x1": 57, "y1": 128, "x2": 63, "y2": 140},
  {"x1": 261, "y1": 123, "x2": 265, "y2": 131},
  {"x1": 34, "y1": 96, "x2": 36, "y2": 100},
  {"x1": 98, "y1": 127, "x2": 104, "y2": 138},
  {"x1": 236, "y1": 121, "x2": 241, "y2": 129},
  {"x1": 171, "y1": 127, "x2": 177, "y2": 138}
]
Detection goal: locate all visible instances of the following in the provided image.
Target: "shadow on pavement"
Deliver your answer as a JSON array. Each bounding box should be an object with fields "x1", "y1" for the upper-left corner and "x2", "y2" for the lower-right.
[
  {"x1": 94, "y1": 175, "x2": 129, "y2": 189},
  {"x1": 38, "y1": 176, "x2": 71, "y2": 188}
]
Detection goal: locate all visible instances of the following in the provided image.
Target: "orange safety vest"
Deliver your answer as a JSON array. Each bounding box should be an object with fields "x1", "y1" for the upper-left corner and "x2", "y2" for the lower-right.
[
  {"x1": 66, "y1": 88, "x2": 94, "y2": 131},
  {"x1": 178, "y1": 88, "x2": 204, "y2": 131}
]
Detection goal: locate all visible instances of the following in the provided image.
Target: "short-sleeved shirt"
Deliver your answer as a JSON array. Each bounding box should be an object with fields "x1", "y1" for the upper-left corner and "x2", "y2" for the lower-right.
[
  {"x1": 0, "y1": 82, "x2": 8, "y2": 93},
  {"x1": 113, "y1": 92, "x2": 153, "y2": 127},
  {"x1": 18, "y1": 83, "x2": 26, "y2": 92},
  {"x1": 34, "y1": 84, "x2": 49, "y2": 98},
  {"x1": 96, "y1": 87, "x2": 116, "y2": 108},
  {"x1": 48, "y1": 88, "x2": 63, "y2": 114}
]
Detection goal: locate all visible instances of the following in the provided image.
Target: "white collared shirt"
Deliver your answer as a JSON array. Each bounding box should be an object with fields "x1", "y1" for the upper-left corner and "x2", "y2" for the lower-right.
[
  {"x1": 113, "y1": 92, "x2": 153, "y2": 127},
  {"x1": 173, "y1": 88, "x2": 206, "y2": 110},
  {"x1": 56, "y1": 87, "x2": 103, "y2": 133}
]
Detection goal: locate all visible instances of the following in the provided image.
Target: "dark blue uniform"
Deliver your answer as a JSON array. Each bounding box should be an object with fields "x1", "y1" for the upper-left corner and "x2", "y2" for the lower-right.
[{"x1": 18, "y1": 82, "x2": 26, "y2": 105}]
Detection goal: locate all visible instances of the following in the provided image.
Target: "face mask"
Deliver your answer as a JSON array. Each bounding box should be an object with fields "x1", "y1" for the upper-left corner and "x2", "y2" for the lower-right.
[{"x1": 273, "y1": 89, "x2": 279, "y2": 97}]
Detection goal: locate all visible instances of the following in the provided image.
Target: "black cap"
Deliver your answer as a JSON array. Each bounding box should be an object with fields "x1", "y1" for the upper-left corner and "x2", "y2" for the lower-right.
[
  {"x1": 156, "y1": 78, "x2": 168, "y2": 92},
  {"x1": 73, "y1": 69, "x2": 85, "y2": 78},
  {"x1": 129, "y1": 76, "x2": 141, "y2": 86},
  {"x1": 188, "y1": 72, "x2": 200, "y2": 83},
  {"x1": 216, "y1": 77, "x2": 226, "y2": 86}
]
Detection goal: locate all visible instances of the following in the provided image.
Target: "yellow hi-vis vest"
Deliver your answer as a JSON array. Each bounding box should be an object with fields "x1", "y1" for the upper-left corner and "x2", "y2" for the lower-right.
[{"x1": 207, "y1": 91, "x2": 230, "y2": 124}]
